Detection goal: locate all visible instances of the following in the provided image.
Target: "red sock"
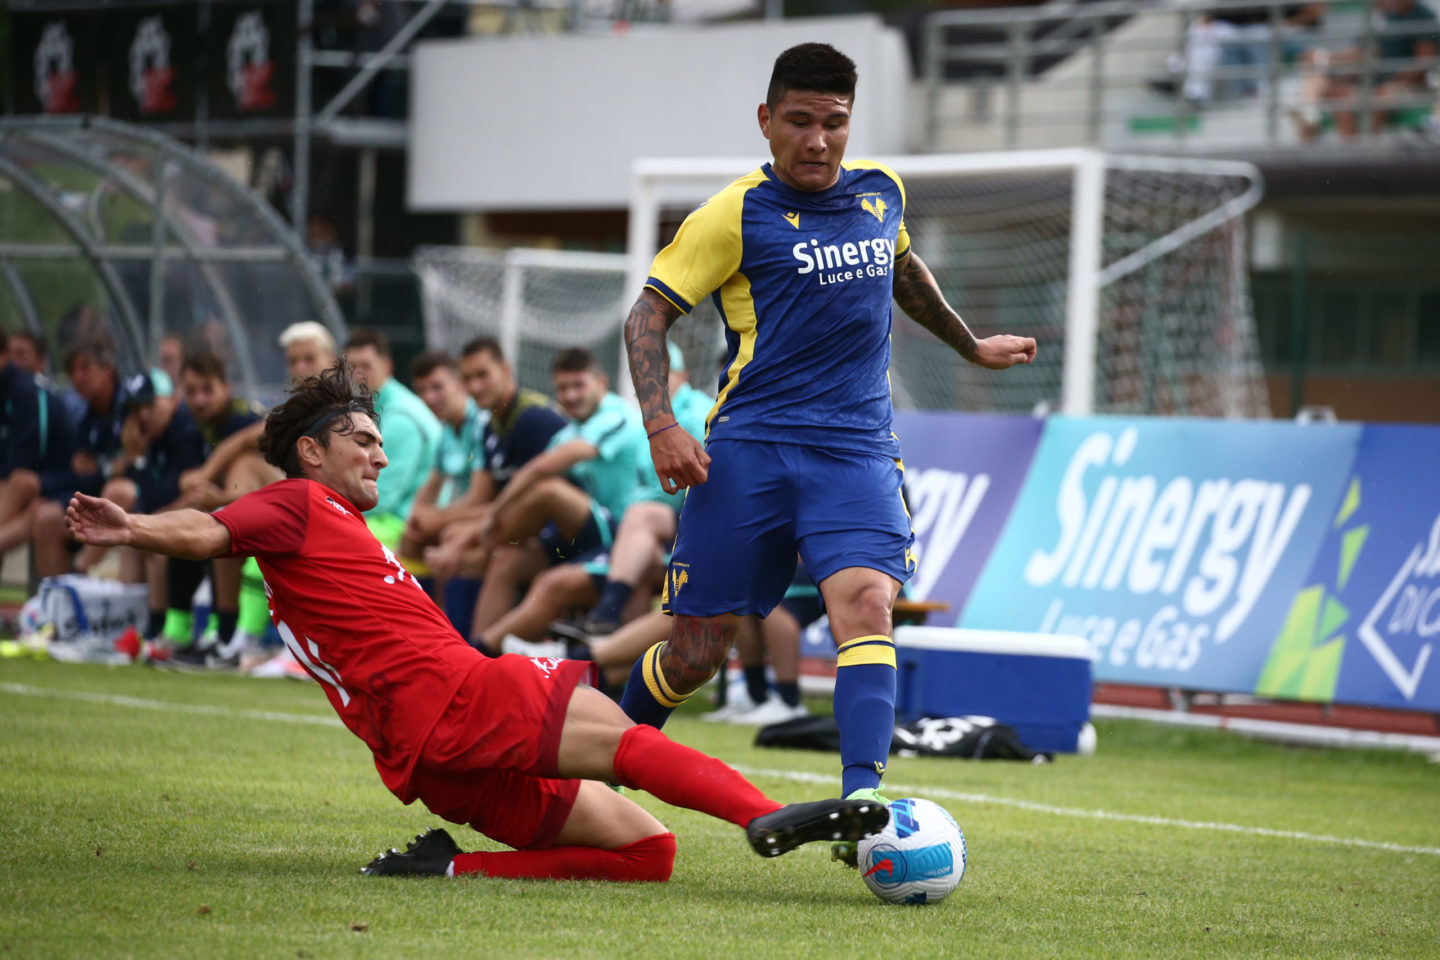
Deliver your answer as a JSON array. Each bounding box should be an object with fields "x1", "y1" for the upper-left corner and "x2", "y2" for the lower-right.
[
  {"x1": 451, "y1": 832, "x2": 676, "y2": 882},
  {"x1": 612, "y1": 724, "x2": 782, "y2": 827}
]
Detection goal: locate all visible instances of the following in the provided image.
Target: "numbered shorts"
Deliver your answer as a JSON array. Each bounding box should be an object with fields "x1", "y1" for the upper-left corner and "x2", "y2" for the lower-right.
[
  {"x1": 407, "y1": 654, "x2": 596, "y2": 850},
  {"x1": 663, "y1": 439, "x2": 915, "y2": 619}
]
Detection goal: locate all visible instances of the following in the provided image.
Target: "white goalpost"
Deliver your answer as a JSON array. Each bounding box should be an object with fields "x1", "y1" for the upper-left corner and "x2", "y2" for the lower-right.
[{"x1": 628, "y1": 148, "x2": 1268, "y2": 418}]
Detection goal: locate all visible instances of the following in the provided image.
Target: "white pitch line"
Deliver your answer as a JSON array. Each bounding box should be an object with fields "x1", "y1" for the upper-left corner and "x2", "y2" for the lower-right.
[
  {"x1": 732, "y1": 766, "x2": 1440, "y2": 859},
  {"x1": 0, "y1": 682, "x2": 344, "y2": 729},
  {"x1": 4, "y1": 682, "x2": 1437, "y2": 859}
]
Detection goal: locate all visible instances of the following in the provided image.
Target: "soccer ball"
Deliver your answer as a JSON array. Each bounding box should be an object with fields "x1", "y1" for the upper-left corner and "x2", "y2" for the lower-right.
[{"x1": 858, "y1": 798, "x2": 966, "y2": 905}]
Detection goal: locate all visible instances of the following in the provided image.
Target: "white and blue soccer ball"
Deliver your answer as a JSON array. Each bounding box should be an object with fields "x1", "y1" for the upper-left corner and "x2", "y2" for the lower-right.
[{"x1": 858, "y1": 797, "x2": 966, "y2": 905}]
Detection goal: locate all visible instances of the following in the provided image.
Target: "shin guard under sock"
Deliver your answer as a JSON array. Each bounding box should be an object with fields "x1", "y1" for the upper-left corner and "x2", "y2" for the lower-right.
[{"x1": 833, "y1": 634, "x2": 897, "y2": 797}]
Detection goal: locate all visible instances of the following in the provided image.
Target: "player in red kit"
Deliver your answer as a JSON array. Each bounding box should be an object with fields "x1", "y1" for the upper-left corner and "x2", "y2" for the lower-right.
[{"x1": 64, "y1": 361, "x2": 887, "y2": 883}]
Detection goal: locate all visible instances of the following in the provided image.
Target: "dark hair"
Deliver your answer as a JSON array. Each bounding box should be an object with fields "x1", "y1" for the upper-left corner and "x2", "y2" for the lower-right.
[
  {"x1": 260, "y1": 359, "x2": 377, "y2": 479},
  {"x1": 63, "y1": 335, "x2": 116, "y2": 374},
  {"x1": 181, "y1": 351, "x2": 228, "y2": 382},
  {"x1": 460, "y1": 336, "x2": 504, "y2": 362},
  {"x1": 552, "y1": 347, "x2": 598, "y2": 375},
  {"x1": 8, "y1": 330, "x2": 45, "y2": 360},
  {"x1": 409, "y1": 349, "x2": 457, "y2": 382},
  {"x1": 766, "y1": 43, "x2": 857, "y2": 109},
  {"x1": 345, "y1": 328, "x2": 391, "y2": 359}
]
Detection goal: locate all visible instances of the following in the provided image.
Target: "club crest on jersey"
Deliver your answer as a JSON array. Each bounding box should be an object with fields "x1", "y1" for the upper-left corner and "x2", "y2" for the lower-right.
[
  {"x1": 859, "y1": 194, "x2": 887, "y2": 222},
  {"x1": 783, "y1": 211, "x2": 801, "y2": 230}
]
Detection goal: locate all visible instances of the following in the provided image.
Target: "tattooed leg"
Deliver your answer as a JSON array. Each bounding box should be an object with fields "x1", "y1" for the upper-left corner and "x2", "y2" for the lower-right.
[
  {"x1": 618, "y1": 613, "x2": 742, "y2": 728},
  {"x1": 659, "y1": 614, "x2": 743, "y2": 695}
]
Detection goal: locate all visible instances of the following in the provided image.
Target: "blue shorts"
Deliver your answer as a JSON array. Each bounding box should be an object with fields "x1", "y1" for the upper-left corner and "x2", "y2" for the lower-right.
[{"x1": 663, "y1": 440, "x2": 914, "y2": 618}]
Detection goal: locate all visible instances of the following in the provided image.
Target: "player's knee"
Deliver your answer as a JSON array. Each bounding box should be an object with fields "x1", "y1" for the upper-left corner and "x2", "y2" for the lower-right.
[
  {"x1": 620, "y1": 832, "x2": 676, "y2": 882},
  {"x1": 842, "y1": 582, "x2": 895, "y2": 636}
]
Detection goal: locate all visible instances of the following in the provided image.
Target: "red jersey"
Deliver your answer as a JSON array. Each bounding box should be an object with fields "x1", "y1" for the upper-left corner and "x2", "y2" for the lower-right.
[{"x1": 213, "y1": 478, "x2": 483, "y2": 799}]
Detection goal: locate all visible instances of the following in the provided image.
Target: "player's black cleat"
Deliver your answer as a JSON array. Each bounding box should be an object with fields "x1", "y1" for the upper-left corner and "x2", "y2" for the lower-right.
[
  {"x1": 360, "y1": 827, "x2": 462, "y2": 877},
  {"x1": 745, "y1": 799, "x2": 889, "y2": 859}
]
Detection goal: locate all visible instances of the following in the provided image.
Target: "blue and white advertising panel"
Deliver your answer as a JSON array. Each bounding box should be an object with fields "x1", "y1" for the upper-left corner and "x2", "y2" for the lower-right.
[
  {"x1": 958, "y1": 417, "x2": 1361, "y2": 692},
  {"x1": 893, "y1": 412, "x2": 1044, "y2": 615},
  {"x1": 1258, "y1": 424, "x2": 1440, "y2": 712}
]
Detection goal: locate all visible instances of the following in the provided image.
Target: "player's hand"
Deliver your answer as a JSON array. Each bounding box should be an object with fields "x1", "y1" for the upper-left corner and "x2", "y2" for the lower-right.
[
  {"x1": 648, "y1": 422, "x2": 710, "y2": 494},
  {"x1": 65, "y1": 492, "x2": 132, "y2": 547},
  {"x1": 972, "y1": 334, "x2": 1037, "y2": 370}
]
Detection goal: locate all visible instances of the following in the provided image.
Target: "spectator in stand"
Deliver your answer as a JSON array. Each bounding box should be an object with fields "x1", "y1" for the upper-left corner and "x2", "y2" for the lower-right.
[
  {"x1": 344, "y1": 329, "x2": 441, "y2": 553},
  {"x1": 1296, "y1": 0, "x2": 1438, "y2": 138},
  {"x1": 1173, "y1": 3, "x2": 1326, "y2": 106}
]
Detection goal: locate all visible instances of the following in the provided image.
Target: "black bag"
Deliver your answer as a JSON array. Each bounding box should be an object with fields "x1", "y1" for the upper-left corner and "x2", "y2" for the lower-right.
[{"x1": 755, "y1": 714, "x2": 1048, "y2": 762}]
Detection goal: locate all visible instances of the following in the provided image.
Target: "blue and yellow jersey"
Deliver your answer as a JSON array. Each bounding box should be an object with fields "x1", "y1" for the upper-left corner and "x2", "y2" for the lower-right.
[
  {"x1": 645, "y1": 160, "x2": 910, "y2": 457},
  {"x1": 547, "y1": 391, "x2": 650, "y2": 521}
]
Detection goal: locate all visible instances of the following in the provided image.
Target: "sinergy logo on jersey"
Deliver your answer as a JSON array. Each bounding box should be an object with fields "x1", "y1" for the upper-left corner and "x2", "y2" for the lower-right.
[{"x1": 792, "y1": 236, "x2": 896, "y2": 285}]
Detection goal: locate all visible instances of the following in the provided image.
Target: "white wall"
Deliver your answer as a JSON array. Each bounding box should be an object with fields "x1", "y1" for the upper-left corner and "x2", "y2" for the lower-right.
[{"x1": 408, "y1": 17, "x2": 912, "y2": 211}]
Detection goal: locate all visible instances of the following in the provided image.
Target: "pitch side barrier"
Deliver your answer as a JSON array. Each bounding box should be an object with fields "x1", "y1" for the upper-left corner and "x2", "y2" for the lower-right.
[{"x1": 804, "y1": 412, "x2": 1440, "y2": 714}]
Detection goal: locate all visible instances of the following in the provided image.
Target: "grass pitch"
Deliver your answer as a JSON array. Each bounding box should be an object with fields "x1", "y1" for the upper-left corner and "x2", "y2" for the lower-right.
[{"x1": 1, "y1": 659, "x2": 1437, "y2": 960}]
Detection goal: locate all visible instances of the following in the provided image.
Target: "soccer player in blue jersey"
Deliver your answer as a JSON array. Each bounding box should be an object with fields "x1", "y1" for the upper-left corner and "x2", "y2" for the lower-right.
[{"x1": 619, "y1": 42, "x2": 1036, "y2": 861}]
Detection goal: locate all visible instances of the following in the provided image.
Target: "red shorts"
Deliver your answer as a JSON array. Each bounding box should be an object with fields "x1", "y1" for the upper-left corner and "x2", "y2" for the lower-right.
[{"x1": 407, "y1": 655, "x2": 594, "y2": 850}]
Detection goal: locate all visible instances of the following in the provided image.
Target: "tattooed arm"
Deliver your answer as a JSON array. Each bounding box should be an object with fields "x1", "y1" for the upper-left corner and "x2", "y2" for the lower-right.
[
  {"x1": 892, "y1": 252, "x2": 1037, "y2": 370},
  {"x1": 625, "y1": 289, "x2": 683, "y2": 427},
  {"x1": 624, "y1": 289, "x2": 711, "y2": 493}
]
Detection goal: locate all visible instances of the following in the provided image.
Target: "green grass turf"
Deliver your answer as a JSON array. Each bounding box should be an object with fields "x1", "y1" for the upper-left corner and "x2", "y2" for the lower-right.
[{"x1": 1, "y1": 659, "x2": 1437, "y2": 959}]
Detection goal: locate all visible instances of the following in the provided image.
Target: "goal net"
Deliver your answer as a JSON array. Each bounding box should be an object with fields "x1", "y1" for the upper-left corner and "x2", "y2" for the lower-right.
[
  {"x1": 628, "y1": 149, "x2": 1269, "y2": 417},
  {"x1": 413, "y1": 245, "x2": 726, "y2": 395}
]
